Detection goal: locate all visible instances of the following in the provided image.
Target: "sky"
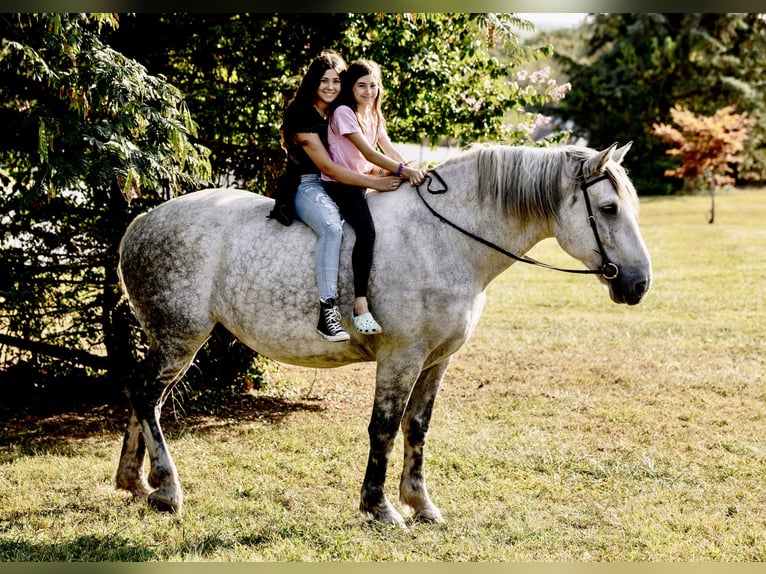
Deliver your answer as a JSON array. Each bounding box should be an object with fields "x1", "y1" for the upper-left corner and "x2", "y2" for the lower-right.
[{"x1": 519, "y1": 12, "x2": 588, "y2": 31}]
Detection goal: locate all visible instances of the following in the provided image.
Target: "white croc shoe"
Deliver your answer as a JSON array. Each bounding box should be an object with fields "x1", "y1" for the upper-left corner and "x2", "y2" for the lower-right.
[{"x1": 352, "y1": 312, "x2": 382, "y2": 335}]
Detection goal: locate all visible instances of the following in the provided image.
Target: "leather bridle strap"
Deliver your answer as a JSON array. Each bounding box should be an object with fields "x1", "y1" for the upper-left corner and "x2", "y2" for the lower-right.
[
  {"x1": 415, "y1": 168, "x2": 619, "y2": 279},
  {"x1": 579, "y1": 169, "x2": 620, "y2": 280}
]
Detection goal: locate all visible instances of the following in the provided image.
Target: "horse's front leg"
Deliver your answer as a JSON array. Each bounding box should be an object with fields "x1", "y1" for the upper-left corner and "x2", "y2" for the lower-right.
[
  {"x1": 399, "y1": 358, "x2": 451, "y2": 523},
  {"x1": 360, "y1": 356, "x2": 424, "y2": 527}
]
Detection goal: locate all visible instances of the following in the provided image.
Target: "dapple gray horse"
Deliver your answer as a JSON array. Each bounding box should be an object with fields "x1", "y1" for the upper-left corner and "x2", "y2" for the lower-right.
[{"x1": 115, "y1": 143, "x2": 651, "y2": 526}]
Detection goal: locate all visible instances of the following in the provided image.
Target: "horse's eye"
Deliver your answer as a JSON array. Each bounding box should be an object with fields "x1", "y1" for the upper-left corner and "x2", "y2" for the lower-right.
[{"x1": 600, "y1": 203, "x2": 618, "y2": 216}]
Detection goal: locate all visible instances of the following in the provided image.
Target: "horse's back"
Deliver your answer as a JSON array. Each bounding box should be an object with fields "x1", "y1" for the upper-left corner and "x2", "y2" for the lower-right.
[
  {"x1": 120, "y1": 189, "x2": 281, "y2": 290},
  {"x1": 118, "y1": 188, "x2": 375, "y2": 365}
]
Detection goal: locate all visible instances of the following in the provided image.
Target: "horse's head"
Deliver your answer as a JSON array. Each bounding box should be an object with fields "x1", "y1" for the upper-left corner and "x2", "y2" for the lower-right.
[{"x1": 553, "y1": 142, "x2": 652, "y2": 305}]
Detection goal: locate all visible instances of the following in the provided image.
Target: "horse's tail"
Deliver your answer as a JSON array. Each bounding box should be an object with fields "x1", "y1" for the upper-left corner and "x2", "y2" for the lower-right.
[{"x1": 117, "y1": 211, "x2": 148, "y2": 303}]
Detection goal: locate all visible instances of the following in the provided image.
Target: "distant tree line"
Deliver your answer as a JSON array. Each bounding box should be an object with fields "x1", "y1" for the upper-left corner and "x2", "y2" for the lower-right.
[{"x1": 538, "y1": 13, "x2": 766, "y2": 194}]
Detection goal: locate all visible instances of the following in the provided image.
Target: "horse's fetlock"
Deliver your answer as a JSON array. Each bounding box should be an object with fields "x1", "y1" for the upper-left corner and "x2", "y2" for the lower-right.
[{"x1": 147, "y1": 466, "x2": 173, "y2": 488}]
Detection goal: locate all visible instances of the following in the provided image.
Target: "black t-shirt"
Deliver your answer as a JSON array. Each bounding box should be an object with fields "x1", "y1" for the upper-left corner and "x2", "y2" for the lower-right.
[{"x1": 284, "y1": 106, "x2": 329, "y2": 176}]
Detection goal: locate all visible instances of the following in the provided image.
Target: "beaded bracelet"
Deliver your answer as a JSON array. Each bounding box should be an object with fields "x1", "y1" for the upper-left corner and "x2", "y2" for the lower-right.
[{"x1": 396, "y1": 162, "x2": 404, "y2": 177}]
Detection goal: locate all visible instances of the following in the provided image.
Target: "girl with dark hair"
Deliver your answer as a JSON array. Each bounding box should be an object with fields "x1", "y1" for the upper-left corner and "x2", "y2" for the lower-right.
[
  {"x1": 279, "y1": 51, "x2": 403, "y2": 342},
  {"x1": 323, "y1": 59, "x2": 426, "y2": 334}
]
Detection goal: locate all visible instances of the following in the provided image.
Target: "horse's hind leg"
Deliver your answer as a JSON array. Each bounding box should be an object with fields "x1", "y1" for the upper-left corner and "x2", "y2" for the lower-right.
[
  {"x1": 399, "y1": 358, "x2": 452, "y2": 523},
  {"x1": 115, "y1": 409, "x2": 152, "y2": 501},
  {"x1": 116, "y1": 341, "x2": 202, "y2": 513}
]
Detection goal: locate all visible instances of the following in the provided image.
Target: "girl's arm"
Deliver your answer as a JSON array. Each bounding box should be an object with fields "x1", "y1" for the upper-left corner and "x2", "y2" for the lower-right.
[
  {"x1": 296, "y1": 132, "x2": 402, "y2": 191},
  {"x1": 377, "y1": 131, "x2": 406, "y2": 164},
  {"x1": 345, "y1": 131, "x2": 426, "y2": 186}
]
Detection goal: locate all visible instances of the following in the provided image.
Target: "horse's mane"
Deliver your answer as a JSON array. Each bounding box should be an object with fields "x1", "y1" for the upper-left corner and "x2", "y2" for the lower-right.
[{"x1": 437, "y1": 144, "x2": 635, "y2": 224}]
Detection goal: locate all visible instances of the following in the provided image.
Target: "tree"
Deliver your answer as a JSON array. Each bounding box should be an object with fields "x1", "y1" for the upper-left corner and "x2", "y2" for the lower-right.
[
  {"x1": 2, "y1": 13, "x2": 570, "y2": 394},
  {"x1": 0, "y1": 13, "x2": 211, "y2": 382},
  {"x1": 652, "y1": 104, "x2": 755, "y2": 222},
  {"x1": 107, "y1": 13, "x2": 564, "y2": 192},
  {"x1": 553, "y1": 13, "x2": 766, "y2": 194}
]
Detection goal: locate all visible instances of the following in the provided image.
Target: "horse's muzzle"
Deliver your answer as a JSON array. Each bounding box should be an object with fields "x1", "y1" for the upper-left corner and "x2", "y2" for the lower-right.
[{"x1": 608, "y1": 269, "x2": 651, "y2": 305}]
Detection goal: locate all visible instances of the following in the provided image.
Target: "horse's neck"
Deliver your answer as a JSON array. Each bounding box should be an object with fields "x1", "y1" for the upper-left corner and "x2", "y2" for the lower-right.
[{"x1": 416, "y1": 160, "x2": 551, "y2": 286}]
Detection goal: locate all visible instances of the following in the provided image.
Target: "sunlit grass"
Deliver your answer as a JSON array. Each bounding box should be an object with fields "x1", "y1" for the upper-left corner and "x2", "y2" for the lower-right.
[{"x1": 1, "y1": 188, "x2": 765, "y2": 560}]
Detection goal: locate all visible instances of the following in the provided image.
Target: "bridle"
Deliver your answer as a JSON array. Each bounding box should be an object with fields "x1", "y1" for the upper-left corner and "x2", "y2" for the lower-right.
[{"x1": 414, "y1": 166, "x2": 620, "y2": 280}]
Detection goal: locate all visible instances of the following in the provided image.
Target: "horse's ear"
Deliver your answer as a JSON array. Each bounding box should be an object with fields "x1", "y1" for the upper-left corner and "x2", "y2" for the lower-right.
[
  {"x1": 612, "y1": 141, "x2": 633, "y2": 165},
  {"x1": 583, "y1": 142, "x2": 618, "y2": 176}
]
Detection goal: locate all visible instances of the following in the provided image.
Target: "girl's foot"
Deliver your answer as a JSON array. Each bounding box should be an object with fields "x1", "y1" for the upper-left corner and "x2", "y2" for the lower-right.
[
  {"x1": 352, "y1": 311, "x2": 382, "y2": 335},
  {"x1": 317, "y1": 299, "x2": 350, "y2": 342}
]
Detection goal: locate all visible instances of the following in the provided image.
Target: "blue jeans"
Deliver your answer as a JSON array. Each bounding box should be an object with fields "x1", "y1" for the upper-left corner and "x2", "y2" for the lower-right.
[{"x1": 294, "y1": 174, "x2": 344, "y2": 301}]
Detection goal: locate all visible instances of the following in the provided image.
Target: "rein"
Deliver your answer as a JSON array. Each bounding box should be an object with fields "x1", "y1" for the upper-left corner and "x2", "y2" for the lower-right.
[{"x1": 414, "y1": 168, "x2": 620, "y2": 279}]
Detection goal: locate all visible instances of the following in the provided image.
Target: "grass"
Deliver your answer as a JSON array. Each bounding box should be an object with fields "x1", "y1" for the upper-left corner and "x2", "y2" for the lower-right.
[{"x1": 1, "y1": 188, "x2": 765, "y2": 561}]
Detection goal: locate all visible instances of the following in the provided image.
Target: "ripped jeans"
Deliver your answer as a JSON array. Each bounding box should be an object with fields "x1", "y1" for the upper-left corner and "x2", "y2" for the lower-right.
[{"x1": 294, "y1": 174, "x2": 343, "y2": 301}]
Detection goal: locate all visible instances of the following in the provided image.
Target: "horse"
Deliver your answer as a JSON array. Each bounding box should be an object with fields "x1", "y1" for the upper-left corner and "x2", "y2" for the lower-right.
[{"x1": 115, "y1": 142, "x2": 651, "y2": 526}]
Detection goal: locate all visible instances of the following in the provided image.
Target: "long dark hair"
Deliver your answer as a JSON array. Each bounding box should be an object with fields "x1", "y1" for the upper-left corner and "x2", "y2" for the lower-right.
[
  {"x1": 281, "y1": 50, "x2": 346, "y2": 149},
  {"x1": 330, "y1": 59, "x2": 385, "y2": 142}
]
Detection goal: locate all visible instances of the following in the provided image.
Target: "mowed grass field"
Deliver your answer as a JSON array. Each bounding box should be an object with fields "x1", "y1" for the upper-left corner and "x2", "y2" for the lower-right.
[{"x1": 1, "y1": 189, "x2": 764, "y2": 561}]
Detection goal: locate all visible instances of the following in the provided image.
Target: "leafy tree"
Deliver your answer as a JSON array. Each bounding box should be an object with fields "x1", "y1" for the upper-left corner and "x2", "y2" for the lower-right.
[
  {"x1": 0, "y1": 13, "x2": 210, "y2": 383},
  {"x1": 652, "y1": 104, "x2": 755, "y2": 222},
  {"x1": 340, "y1": 14, "x2": 562, "y2": 146},
  {"x1": 552, "y1": 13, "x2": 766, "y2": 194},
  {"x1": 653, "y1": 105, "x2": 755, "y2": 188},
  {"x1": 107, "y1": 13, "x2": 563, "y2": 192},
  {"x1": 107, "y1": 13, "x2": 353, "y2": 191},
  {"x1": 2, "y1": 13, "x2": 569, "y2": 397}
]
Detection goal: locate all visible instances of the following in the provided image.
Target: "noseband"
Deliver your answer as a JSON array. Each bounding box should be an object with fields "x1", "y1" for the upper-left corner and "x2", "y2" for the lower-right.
[{"x1": 415, "y1": 167, "x2": 620, "y2": 279}]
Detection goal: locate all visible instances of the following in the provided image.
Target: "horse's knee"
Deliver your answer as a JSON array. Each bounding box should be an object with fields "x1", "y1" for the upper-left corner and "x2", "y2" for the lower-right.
[
  {"x1": 125, "y1": 358, "x2": 164, "y2": 406},
  {"x1": 367, "y1": 418, "x2": 399, "y2": 451}
]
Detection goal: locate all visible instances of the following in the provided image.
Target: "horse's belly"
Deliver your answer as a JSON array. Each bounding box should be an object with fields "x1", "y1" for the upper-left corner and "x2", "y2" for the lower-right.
[{"x1": 230, "y1": 322, "x2": 375, "y2": 367}]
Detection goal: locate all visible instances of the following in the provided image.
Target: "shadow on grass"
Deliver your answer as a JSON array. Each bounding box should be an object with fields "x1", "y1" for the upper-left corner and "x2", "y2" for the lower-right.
[
  {"x1": 0, "y1": 529, "x2": 280, "y2": 561},
  {"x1": 0, "y1": 366, "x2": 325, "y2": 459}
]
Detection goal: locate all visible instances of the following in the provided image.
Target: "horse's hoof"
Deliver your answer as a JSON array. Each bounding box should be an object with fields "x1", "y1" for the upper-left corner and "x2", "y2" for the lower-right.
[
  {"x1": 414, "y1": 507, "x2": 445, "y2": 524},
  {"x1": 117, "y1": 482, "x2": 152, "y2": 502},
  {"x1": 400, "y1": 494, "x2": 446, "y2": 524},
  {"x1": 402, "y1": 503, "x2": 445, "y2": 524},
  {"x1": 147, "y1": 492, "x2": 182, "y2": 514},
  {"x1": 360, "y1": 503, "x2": 406, "y2": 528}
]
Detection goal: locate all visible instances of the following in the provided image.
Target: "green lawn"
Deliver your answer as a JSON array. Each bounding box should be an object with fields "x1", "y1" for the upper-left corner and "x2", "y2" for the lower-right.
[{"x1": 1, "y1": 189, "x2": 765, "y2": 561}]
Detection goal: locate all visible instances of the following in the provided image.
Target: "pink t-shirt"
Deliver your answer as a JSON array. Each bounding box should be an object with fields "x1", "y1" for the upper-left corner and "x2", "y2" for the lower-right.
[{"x1": 322, "y1": 105, "x2": 386, "y2": 182}]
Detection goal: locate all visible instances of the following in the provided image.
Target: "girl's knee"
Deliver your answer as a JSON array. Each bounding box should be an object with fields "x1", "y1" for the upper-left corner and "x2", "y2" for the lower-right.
[
  {"x1": 325, "y1": 219, "x2": 343, "y2": 240},
  {"x1": 359, "y1": 224, "x2": 375, "y2": 246}
]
